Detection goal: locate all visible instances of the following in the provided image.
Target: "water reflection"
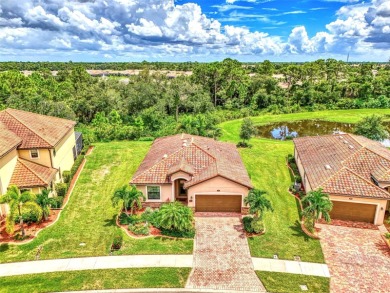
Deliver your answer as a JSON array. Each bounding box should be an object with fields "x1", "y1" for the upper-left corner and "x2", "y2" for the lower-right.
[{"x1": 256, "y1": 120, "x2": 387, "y2": 140}]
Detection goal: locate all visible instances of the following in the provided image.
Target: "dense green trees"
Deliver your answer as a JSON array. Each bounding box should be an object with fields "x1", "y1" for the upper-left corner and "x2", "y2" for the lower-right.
[
  {"x1": 354, "y1": 115, "x2": 389, "y2": 141},
  {"x1": 0, "y1": 59, "x2": 389, "y2": 143}
]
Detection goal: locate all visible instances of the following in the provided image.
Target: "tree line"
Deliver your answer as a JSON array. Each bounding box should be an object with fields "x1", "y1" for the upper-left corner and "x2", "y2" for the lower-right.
[{"x1": 0, "y1": 58, "x2": 389, "y2": 143}]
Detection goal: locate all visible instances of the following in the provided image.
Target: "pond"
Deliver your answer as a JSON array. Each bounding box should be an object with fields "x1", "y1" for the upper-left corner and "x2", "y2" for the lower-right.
[{"x1": 256, "y1": 120, "x2": 390, "y2": 145}]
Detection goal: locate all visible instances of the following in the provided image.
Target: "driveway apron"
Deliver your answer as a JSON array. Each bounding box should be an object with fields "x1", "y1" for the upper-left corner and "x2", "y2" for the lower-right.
[
  {"x1": 186, "y1": 215, "x2": 266, "y2": 292},
  {"x1": 318, "y1": 224, "x2": 390, "y2": 293}
]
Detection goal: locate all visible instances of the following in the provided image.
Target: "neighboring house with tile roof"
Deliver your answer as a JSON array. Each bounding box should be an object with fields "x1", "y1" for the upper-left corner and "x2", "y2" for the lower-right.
[
  {"x1": 294, "y1": 133, "x2": 390, "y2": 225},
  {"x1": 131, "y1": 134, "x2": 253, "y2": 213},
  {"x1": 0, "y1": 108, "x2": 80, "y2": 217}
]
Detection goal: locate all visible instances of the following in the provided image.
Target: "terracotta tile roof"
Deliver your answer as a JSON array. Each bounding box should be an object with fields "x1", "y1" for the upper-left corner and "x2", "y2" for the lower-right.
[
  {"x1": 0, "y1": 122, "x2": 21, "y2": 158},
  {"x1": 131, "y1": 134, "x2": 252, "y2": 188},
  {"x1": 294, "y1": 133, "x2": 390, "y2": 199},
  {"x1": 372, "y1": 163, "x2": 390, "y2": 182},
  {"x1": 0, "y1": 108, "x2": 76, "y2": 149},
  {"x1": 322, "y1": 168, "x2": 390, "y2": 199},
  {"x1": 10, "y1": 159, "x2": 57, "y2": 188}
]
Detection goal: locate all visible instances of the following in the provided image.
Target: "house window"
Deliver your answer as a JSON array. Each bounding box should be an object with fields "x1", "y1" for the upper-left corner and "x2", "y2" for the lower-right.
[
  {"x1": 147, "y1": 186, "x2": 160, "y2": 200},
  {"x1": 30, "y1": 149, "x2": 39, "y2": 159}
]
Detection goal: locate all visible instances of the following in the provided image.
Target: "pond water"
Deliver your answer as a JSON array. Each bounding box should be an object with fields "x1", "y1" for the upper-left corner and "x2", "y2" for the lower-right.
[{"x1": 256, "y1": 120, "x2": 390, "y2": 145}]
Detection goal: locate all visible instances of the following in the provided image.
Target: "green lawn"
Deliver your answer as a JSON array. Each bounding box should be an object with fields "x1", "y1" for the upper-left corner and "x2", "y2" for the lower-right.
[
  {"x1": 0, "y1": 268, "x2": 191, "y2": 293},
  {"x1": 0, "y1": 141, "x2": 193, "y2": 263},
  {"x1": 220, "y1": 108, "x2": 390, "y2": 263},
  {"x1": 257, "y1": 271, "x2": 330, "y2": 293}
]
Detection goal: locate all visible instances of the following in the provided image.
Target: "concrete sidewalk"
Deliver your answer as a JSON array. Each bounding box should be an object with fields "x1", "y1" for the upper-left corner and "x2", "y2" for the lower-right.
[
  {"x1": 0, "y1": 255, "x2": 193, "y2": 277},
  {"x1": 252, "y1": 257, "x2": 330, "y2": 277}
]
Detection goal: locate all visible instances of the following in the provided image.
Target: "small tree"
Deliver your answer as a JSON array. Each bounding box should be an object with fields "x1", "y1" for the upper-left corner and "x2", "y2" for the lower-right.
[
  {"x1": 302, "y1": 188, "x2": 333, "y2": 229},
  {"x1": 239, "y1": 118, "x2": 256, "y2": 146},
  {"x1": 244, "y1": 189, "x2": 273, "y2": 220},
  {"x1": 156, "y1": 201, "x2": 194, "y2": 232},
  {"x1": 111, "y1": 185, "x2": 145, "y2": 215},
  {"x1": 354, "y1": 114, "x2": 388, "y2": 141},
  {"x1": 36, "y1": 189, "x2": 55, "y2": 221},
  {"x1": 0, "y1": 185, "x2": 42, "y2": 236}
]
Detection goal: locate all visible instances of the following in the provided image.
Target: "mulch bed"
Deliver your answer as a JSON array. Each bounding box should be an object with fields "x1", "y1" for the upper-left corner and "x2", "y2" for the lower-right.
[
  {"x1": 0, "y1": 147, "x2": 92, "y2": 244},
  {"x1": 318, "y1": 218, "x2": 379, "y2": 230},
  {"x1": 117, "y1": 210, "x2": 163, "y2": 238}
]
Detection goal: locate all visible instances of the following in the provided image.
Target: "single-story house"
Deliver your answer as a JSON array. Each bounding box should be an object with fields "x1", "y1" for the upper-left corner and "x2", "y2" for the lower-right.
[
  {"x1": 294, "y1": 133, "x2": 390, "y2": 225},
  {"x1": 131, "y1": 134, "x2": 253, "y2": 213}
]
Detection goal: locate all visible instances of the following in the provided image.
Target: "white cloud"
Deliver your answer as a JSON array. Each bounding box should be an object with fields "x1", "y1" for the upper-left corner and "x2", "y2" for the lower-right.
[{"x1": 0, "y1": 0, "x2": 388, "y2": 61}]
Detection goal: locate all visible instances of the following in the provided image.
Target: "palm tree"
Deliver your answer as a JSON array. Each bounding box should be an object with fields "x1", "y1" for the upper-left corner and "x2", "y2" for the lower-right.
[
  {"x1": 0, "y1": 185, "x2": 43, "y2": 236},
  {"x1": 302, "y1": 188, "x2": 333, "y2": 228},
  {"x1": 244, "y1": 189, "x2": 274, "y2": 220},
  {"x1": 157, "y1": 201, "x2": 193, "y2": 232},
  {"x1": 111, "y1": 185, "x2": 145, "y2": 215},
  {"x1": 36, "y1": 189, "x2": 54, "y2": 221}
]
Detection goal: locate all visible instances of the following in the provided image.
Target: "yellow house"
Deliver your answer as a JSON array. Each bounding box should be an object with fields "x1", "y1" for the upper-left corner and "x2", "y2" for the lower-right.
[{"x1": 0, "y1": 108, "x2": 80, "y2": 217}]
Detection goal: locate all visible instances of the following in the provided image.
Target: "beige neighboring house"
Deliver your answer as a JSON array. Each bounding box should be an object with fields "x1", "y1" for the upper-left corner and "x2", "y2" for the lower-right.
[
  {"x1": 294, "y1": 133, "x2": 390, "y2": 225},
  {"x1": 131, "y1": 134, "x2": 253, "y2": 213},
  {"x1": 0, "y1": 108, "x2": 81, "y2": 217}
]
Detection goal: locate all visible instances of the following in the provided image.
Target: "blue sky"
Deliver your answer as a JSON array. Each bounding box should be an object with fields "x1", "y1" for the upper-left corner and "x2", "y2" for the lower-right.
[{"x1": 0, "y1": 0, "x2": 389, "y2": 62}]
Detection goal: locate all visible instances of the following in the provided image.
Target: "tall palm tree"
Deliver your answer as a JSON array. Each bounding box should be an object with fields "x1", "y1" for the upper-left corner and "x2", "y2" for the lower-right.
[
  {"x1": 0, "y1": 185, "x2": 43, "y2": 236},
  {"x1": 244, "y1": 189, "x2": 274, "y2": 220},
  {"x1": 112, "y1": 185, "x2": 145, "y2": 215},
  {"x1": 36, "y1": 189, "x2": 54, "y2": 221},
  {"x1": 302, "y1": 188, "x2": 333, "y2": 228},
  {"x1": 157, "y1": 201, "x2": 193, "y2": 232}
]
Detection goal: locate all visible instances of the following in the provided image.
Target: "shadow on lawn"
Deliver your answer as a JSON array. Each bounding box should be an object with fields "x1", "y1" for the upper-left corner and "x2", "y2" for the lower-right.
[
  {"x1": 104, "y1": 215, "x2": 117, "y2": 227},
  {"x1": 289, "y1": 220, "x2": 311, "y2": 242},
  {"x1": 0, "y1": 243, "x2": 9, "y2": 252}
]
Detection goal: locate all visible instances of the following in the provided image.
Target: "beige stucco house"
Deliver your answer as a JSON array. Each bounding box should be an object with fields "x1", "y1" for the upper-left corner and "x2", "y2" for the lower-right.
[
  {"x1": 294, "y1": 133, "x2": 390, "y2": 225},
  {"x1": 0, "y1": 108, "x2": 80, "y2": 217},
  {"x1": 131, "y1": 134, "x2": 253, "y2": 213}
]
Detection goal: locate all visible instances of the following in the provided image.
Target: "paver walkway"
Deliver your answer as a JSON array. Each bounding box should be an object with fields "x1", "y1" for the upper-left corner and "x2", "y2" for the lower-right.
[
  {"x1": 186, "y1": 216, "x2": 266, "y2": 292},
  {"x1": 0, "y1": 255, "x2": 193, "y2": 277},
  {"x1": 318, "y1": 224, "x2": 390, "y2": 293}
]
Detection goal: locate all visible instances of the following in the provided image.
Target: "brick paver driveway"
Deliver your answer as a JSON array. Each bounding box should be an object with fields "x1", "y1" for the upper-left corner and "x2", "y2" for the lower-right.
[
  {"x1": 318, "y1": 224, "x2": 390, "y2": 293},
  {"x1": 186, "y1": 215, "x2": 266, "y2": 292}
]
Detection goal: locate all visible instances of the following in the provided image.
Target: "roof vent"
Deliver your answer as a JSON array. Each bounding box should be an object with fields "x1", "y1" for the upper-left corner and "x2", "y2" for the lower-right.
[
  {"x1": 339, "y1": 136, "x2": 343, "y2": 139},
  {"x1": 163, "y1": 154, "x2": 168, "y2": 159},
  {"x1": 182, "y1": 142, "x2": 187, "y2": 147},
  {"x1": 343, "y1": 140, "x2": 349, "y2": 144},
  {"x1": 348, "y1": 145, "x2": 354, "y2": 149},
  {"x1": 325, "y1": 164, "x2": 332, "y2": 170}
]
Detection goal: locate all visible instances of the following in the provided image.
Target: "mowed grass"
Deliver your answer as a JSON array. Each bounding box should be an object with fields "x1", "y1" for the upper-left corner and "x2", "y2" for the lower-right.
[
  {"x1": 238, "y1": 138, "x2": 324, "y2": 262},
  {"x1": 0, "y1": 268, "x2": 191, "y2": 293},
  {"x1": 256, "y1": 271, "x2": 330, "y2": 293},
  {"x1": 0, "y1": 141, "x2": 193, "y2": 263},
  {"x1": 220, "y1": 109, "x2": 390, "y2": 142}
]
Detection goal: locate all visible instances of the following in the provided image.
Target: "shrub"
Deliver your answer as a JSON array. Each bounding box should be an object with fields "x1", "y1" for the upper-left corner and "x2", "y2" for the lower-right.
[
  {"x1": 55, "y1": 183, "x2": 68, "y2": 197},
  {"x1": 385, "y1": 233, "x2": 390, "y2": 240},
  {"x1": 251, "y1": 217, "x2": 265, "y2": 234},
  {"x1": 119, "y1": 213, "x2": 141, "y2": 225},
  {"x1": 62, "y1": 171, "x2": 71, "y2": 184},
  {"x1": 18, "y1": 211, "x2": 40, "y2": 224},
  {"x1": 112, "y1": 234, "x2": 123, "y2": 250},
  {"x1": 287, "y1": 154, "x2": 296, "y2": 164},
  {"x1": 294, "y1": 175, "x2": 302, "y2": 184},
  {"x1": 141, "y1": 207, "x2": 159, "y2": 227},
  {"x1": 128, "y1": 222, "x2": 150, "y2": 236},
  {"x1": 138, "y1": 137, "x2": 155, "y2": 141},
  {"x1": 243, "y1": 216, "x2": 254, "y2": 233},
  {"x1": 236, "y1": 141, "x2": 251, "y2": 148},
  {"x1": 70, "y1": 154, "x2": 84, "y2": 180},
  {"x1": 50, "y1": 196, "x2": 64, "y2": 208}
]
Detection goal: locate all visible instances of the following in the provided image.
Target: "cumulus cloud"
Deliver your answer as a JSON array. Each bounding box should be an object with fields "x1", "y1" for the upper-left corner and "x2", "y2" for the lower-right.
[{"x1": 0, "y1": 0, "x2": 388, "y2": 60}]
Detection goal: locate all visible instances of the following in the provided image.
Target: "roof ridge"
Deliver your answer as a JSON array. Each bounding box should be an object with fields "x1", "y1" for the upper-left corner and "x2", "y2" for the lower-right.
[
  {"x1": 17, "y1": 159, "x2": 46, "y2": 185},
  {"x1": 346, "y1": 167, "x2": 390, "y2": 197},
  {"x1": 5, "y1": 109, "x2": 53, "y2": 147},
  {"x1": 131, "y1": 144, "x2": 190, "y2": 182},
  {"x1": 318, "y1": 166, "x2": 346, "y2": 190}
]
